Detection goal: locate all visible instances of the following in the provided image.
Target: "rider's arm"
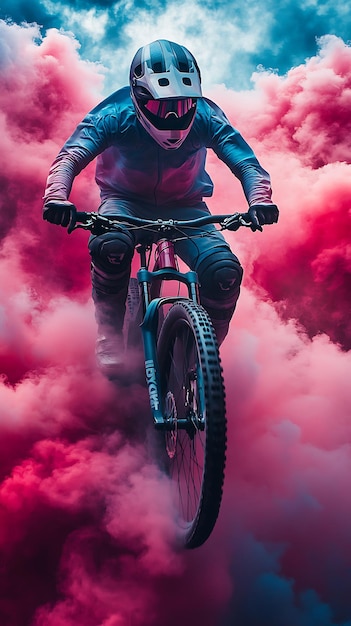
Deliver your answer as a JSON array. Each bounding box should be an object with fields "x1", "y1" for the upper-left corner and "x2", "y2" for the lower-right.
[
  {"x1": 203, "y1": 98, "x2": 273, "y2": 207},
  {"x1": 43, "y1": 106, "x2": 118, "y2": 205}
]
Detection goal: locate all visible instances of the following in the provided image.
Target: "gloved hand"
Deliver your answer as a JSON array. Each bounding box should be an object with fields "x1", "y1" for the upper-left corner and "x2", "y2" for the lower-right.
[
  {"x1": 43, "y1": 200, "x2": 77, "y2": 229},
  {"x1": 247, "y1": 204, "x2": 279, "y2": 232}
]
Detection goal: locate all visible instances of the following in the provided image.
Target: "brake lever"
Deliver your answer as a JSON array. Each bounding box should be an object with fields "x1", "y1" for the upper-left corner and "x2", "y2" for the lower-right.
[
  {"x1": 68, "y1": 219, "x2": 94, "y2": 233},
  {"x1": 222, "y1": 213, "x2": 253, "y2": 230},
  {"x1": 221, "y1": 213, "x2": 239, "y2": 229},
  {"x1": 68, "y1": 213, "x2": 123, "y2": 234},
  {"x1": 238, "y1": 214, "x2": 253, "y2": 227}
]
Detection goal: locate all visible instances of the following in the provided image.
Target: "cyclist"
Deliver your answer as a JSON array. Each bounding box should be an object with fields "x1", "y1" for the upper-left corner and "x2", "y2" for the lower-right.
[{"x1": 43, "y1": 39, "x2": 278, "y2": 374}]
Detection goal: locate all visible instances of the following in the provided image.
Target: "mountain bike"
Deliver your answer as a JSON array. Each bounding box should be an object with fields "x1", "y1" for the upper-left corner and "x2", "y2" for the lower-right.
[{"x1": 72, "y1": 210, "x2": 250, "y2": 549}]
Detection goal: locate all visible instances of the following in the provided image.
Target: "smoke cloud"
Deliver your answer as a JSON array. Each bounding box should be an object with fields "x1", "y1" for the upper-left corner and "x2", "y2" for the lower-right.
[
  {"x1": 209, "y1": 34, "x2": 351, "y2": 349},
  {"x1": 0, "y1": 22, "x2": 350, "y2": 626}
]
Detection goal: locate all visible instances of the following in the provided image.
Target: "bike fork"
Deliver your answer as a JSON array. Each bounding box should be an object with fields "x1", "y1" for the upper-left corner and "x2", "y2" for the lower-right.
[{"x1": 136, "y1": 239, "x2": 200, "y2": 428}]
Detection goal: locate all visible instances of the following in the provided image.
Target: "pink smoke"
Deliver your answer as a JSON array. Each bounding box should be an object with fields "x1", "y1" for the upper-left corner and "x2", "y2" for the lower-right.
[
  {"x1": 210, "y1": 34, "x2": 351, "y2": 349},
  {"x1": 0, "y1": 21, "x2": 350, "y2": 626}
]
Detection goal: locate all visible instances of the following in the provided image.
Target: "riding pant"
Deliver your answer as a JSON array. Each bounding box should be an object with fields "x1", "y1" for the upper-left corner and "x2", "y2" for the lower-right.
[{"x1": 88, "y1": 199, "x2": 243, "y2": 345}]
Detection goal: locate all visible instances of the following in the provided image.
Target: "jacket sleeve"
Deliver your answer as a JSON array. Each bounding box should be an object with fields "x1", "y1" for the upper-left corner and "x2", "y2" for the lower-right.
[
  {"x1": 43, "y1": 110, "x2": 117, "y2": 203},
  {"x1": 206, "y1": 99, "x2": 273, "y2": 206}
]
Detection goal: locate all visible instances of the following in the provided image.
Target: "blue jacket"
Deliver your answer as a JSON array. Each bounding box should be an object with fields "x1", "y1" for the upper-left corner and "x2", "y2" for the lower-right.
[{"x1": 44, "y1": 86, "x2": 272, "y2": 208}]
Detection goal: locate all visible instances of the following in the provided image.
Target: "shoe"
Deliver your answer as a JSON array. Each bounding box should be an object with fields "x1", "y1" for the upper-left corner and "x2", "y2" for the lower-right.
[{"x1": 95, "y1": 334, "x2": 124, "y2": 379}]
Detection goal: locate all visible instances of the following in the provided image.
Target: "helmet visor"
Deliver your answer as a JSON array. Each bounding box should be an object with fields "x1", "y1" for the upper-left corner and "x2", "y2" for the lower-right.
[
  {"x1": 144, "y1": 98, "x2": 194, "y2": 119},
  {"x1": 140, "y1": 97, "x2": 197, "y2": 131}
]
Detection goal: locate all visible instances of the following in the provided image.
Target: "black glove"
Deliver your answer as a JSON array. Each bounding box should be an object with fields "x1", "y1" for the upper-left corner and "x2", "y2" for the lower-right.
[
  {"x1": 43, "y1": 200, "x2": 77, "y2": 229},
  {"x1": 247, "y1": 204, "x2": 279, "y2": 232}
]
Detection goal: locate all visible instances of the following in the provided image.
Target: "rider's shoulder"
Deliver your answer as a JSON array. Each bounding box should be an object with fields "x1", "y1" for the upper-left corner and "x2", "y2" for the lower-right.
[
  {"x1": 82, "y1": 86, "x2": 134, "y2": 135},
  {"x1": 197, "y1": 97, "x2": 230, "y2": 122},
  {"x1": 193, "y1": 98, "x2": 232, "y2": 141}
]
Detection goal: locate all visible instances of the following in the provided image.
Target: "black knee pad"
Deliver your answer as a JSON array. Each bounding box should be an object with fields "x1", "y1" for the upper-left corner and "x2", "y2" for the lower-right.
[
  {"x1": 89, "y1": 231, "x2": 134, "y2": 274},
  {"x1": 197, "y1": 249, "x2": 243, "y2": 305}
]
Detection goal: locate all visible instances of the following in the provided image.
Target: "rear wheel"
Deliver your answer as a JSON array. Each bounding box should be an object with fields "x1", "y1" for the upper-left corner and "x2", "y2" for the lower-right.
[{"x1": 157, "y1": 300, "x2": 226, "y2": 549}]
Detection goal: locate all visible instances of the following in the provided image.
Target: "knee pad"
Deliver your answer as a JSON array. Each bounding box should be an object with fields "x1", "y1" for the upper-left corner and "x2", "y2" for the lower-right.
[
  {"x1": 89, "y1": 231, "x2": 134, "y2": 274},
  {"x1": 197, "y1": 251, "x2": 242, "y2": 345},
  {"x1": 197, "y1": 249, "x2": 243, "y2": 307},
  {"x1": 89, "y1": 231, "x2": 134, "y2": 296}
]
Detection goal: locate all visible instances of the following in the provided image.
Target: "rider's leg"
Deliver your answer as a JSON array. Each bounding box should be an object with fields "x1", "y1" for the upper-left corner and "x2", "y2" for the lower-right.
[
  {"x1": 195, "y1": 250, "x2": 243, "y2": 345},
  {"x1": 88, "y1": 227, "x2": 135, "y2": 372},
  {"x1": 173, "y1": 202, "x2": 243, "y2": 345},
  {"x1": 89, "y1": 229, "x2": 134, "y2": 336},
  {"x1": 87, "y1": 197, "x2": 143, "y2": 371}
]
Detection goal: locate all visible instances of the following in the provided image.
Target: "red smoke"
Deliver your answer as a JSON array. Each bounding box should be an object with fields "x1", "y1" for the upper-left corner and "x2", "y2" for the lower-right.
[
  {"x1": 0, "y1": 22, "x2": 350, "y2": 626},
  {"x1": 210, "y1": 34, "x2": 351, "y2": 349}
]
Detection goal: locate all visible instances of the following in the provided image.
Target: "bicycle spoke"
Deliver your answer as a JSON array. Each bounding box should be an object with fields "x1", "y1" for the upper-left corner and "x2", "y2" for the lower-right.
[{"x1": 173, "y1": 433, "x2": 201, "y2": 523}]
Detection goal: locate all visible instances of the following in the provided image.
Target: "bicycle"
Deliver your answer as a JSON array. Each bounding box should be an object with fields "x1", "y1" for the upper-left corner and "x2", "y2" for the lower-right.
[{"x1": 71, "y1": 210, "x2": 251, "y2": 549}]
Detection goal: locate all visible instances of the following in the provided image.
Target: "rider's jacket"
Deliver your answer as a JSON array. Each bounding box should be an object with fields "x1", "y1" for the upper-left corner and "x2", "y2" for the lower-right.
[{"x1": 44, "y1": 86, "x2": 273, "y2": 208}]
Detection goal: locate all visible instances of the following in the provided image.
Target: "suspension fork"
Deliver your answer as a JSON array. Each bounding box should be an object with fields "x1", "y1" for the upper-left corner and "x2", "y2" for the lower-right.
[
  {"x1": 153, "y1": 239, "x2": 200, "y2": 303},
  {"x1": 136, "y1": 238, "x2": 200, "y2": 307},
  {"x1": 134, "y1": 243, "x2": 164, "y2": 426},
  {"x1": 136, "y1": 238, "x2": 201, "y2": 427}
]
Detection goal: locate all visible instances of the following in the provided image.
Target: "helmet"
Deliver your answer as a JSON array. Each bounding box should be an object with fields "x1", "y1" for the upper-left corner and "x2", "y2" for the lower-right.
[{"x1": 130, "y1": 39, "x2": 202, "y2": 149}]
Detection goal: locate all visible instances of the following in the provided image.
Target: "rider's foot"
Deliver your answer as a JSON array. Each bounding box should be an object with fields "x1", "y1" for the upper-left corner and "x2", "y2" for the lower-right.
[{"x1": 95, "y1": 333, "x2": 124, "y2": 379}]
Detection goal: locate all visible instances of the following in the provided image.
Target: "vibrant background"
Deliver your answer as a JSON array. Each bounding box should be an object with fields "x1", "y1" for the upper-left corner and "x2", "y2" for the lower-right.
[{"x1": 0, "y1": 2, "x2": 351, "y2": 625}]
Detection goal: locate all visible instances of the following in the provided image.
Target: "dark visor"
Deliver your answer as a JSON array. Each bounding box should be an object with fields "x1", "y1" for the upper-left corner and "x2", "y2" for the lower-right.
[{"x1": 144, "y1": 98, "x2": 194, "y2": 119}]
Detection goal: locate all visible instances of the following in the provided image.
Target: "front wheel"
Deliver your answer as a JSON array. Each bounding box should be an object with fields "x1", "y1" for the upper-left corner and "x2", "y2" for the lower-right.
[{"x1": 157, "y1": 300, "x2": 227, "y2": 549}]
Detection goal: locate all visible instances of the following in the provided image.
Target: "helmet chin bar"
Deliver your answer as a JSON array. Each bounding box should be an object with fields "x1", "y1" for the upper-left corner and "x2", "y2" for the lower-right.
[
  {"x1": 139, "y1": 113, "x2": 189, "y2": 150},
  {"x1": 131, "y1": 89, "x2": 196, "y2": 150}
]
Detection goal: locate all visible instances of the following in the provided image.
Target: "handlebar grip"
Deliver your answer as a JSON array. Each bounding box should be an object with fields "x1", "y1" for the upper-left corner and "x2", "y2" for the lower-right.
[
  {"x1": 75, "y1": 211, "x2": 90, "y2": 223},
  {"x1": 67, "y1": 210, "x2": 90, "y2": 234}
]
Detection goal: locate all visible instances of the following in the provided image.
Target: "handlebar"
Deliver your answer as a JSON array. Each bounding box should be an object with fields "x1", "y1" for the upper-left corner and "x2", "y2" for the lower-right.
[{"x1": 69, "y1": 211, "x2": 253, "y2": 234}]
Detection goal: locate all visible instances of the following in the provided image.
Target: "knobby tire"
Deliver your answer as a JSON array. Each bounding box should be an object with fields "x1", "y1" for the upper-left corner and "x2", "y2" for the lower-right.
[{"x1": 157, "y1": 300, "x2": 227, "y2": 549}]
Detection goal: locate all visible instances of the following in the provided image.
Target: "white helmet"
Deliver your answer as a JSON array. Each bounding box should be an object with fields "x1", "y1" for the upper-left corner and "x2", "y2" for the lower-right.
[{"x1": 130, "y1": 39, "x2": 202, "y2": 150}]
